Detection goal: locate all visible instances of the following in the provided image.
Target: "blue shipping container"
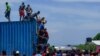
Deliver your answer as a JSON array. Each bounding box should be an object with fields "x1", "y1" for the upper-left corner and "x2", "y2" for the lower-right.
[{"x1": 0, "y1": 20, "x2": 37, "y2": 56}]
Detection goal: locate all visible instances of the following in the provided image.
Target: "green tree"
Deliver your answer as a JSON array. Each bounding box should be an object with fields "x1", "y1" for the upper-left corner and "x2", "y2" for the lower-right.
[
  {"x1": 93, "y1": 33, "x2": 100, "y2": 40},
  {"x1": 76, "y1": 44, "x2": 85, "y2": 50},
  {"x1": 76, "y1": 43, "x2": 96, "y2": 52}
]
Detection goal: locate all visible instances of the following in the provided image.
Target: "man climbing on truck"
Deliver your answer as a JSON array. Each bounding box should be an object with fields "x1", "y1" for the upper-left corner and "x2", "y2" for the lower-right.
[{"x1": 5, "y1": 2, "x2": 11, "y2": 22}]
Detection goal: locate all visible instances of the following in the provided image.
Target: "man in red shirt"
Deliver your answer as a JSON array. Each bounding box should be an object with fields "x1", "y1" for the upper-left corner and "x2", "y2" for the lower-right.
[{"x1": 19, "y1": 2, "x2": 25, "y2": 21}]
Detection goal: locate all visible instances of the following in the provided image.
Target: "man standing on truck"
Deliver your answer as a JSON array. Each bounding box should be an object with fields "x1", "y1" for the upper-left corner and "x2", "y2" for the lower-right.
[
  {"x1": 26, "y1": 4, "x2": 33, "y2": 20},
  {"x1": 19, "y1": 2, "x2": 25, "y2": 21},
  {"x1": 5, "y1": 2, "x2": 11, "y2": 22}
]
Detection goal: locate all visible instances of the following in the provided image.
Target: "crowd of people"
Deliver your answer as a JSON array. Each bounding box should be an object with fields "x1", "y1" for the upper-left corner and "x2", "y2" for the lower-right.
[
  {"x1": 2, "y1": 48, "x2": 100, "y2": 56},
  {"x1": 33, "y1": 48, "x2": 100, "y2": 56}
]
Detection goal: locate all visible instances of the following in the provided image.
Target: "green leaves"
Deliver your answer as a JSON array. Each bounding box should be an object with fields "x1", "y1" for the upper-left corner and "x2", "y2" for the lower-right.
[
  {"x1": 93, "y1": 33, "x2": 100, "y2": 40},
  {"x1": 76, "y1": 43, "x2": 96, "y2": 52}
]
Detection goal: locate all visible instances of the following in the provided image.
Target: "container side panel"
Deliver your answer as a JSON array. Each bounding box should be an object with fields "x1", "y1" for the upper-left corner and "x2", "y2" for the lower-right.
[{"x1": 0, "y1": 21, "x2": 37, "y2": 56}]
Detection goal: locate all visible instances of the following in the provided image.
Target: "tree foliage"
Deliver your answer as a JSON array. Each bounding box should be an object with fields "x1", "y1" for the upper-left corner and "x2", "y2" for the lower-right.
[
  {"x1": 93, "y1": 33, "x2": 100, "y2": 40},
  {"x1": 76, "y1": 43, "x2": 96, "y2": 52}
]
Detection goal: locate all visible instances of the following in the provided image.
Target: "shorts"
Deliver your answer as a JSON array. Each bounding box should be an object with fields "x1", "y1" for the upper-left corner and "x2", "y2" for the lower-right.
[
  {"x1": 5, "y1": 11, "x2": 10, "y2": 19},
  {"x1": 19, "y1": 10, "x2": 25, "y2": 17}
]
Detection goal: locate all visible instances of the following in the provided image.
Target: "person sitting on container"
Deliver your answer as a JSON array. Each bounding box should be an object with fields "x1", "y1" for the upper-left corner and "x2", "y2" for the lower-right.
[
  {"x1": 25, "y1": 4, "x2": 33, "y2": 20},
  {"x1": 19, "y1": 2, "x2": 25, "y2": 21},
  {"x1": 5, "y1": 2, "x2": 11, "y2": 22},
  {"x1": 30, "y1": 11, "x2": 40, "y2": 21}
]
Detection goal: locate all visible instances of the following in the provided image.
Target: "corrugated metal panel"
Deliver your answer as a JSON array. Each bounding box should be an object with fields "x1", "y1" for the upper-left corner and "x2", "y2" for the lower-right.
[{"x1": 0, "y1": 20, "x2": 37, "y2": 56}]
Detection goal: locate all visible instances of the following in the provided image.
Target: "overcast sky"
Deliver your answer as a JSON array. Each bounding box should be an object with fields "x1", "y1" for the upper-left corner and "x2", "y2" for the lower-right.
[{"x1": 0, "y1": 0, "x2": 100, "y2": 46}]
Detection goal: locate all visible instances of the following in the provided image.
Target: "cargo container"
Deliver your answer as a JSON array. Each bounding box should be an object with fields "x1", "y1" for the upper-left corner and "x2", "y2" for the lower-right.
[{"x1": 0, "y1": 20, "x2": 37, "y2": 56}]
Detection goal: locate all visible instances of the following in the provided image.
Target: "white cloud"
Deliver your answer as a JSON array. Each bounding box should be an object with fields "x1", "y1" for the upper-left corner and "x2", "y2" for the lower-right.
[{"x1": 53, "y1": 0, "x2": 100, "y2": 2}]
